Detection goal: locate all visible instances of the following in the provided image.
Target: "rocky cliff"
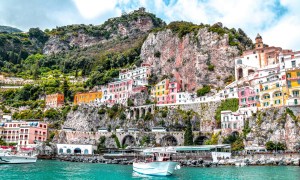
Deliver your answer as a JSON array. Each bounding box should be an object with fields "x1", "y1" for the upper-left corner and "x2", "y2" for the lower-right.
[
  {"x1": 246, "y1": 107, "x2": 300, "y2": 150},
  {"x1": 141, "y1": 22, "x2": 252, "y2": 91}
]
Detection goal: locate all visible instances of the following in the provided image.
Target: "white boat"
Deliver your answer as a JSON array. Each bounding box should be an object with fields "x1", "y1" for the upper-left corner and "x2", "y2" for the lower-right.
[
  {"x1": 133, "y1": 147, "x2": 180, "y2": 176},
  {"x1": 0, "y1": 149, "x2": 37, "y2": 164}
]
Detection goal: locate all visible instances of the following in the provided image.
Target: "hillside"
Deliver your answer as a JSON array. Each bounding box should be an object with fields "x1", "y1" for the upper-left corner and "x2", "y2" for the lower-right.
[
  {"x1": 0, "y1": 9, "x2": 165, "y2": 86},
  {"x1": 141, "y1": 22, "x2": 253, "y2": 91},
  {"x1": 0, "y1": 25, "x2": 22, "y2": 33}
]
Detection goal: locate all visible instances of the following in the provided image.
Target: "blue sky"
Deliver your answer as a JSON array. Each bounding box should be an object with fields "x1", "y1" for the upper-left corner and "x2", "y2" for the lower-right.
[{"x1": 0, "y1": 0, "x2": 299, "y2": 50}]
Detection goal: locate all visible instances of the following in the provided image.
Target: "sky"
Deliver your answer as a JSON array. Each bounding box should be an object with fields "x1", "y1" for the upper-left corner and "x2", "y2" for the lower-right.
[{"x1": 0, "y1": 0, "x2": 299, "y2": 50}]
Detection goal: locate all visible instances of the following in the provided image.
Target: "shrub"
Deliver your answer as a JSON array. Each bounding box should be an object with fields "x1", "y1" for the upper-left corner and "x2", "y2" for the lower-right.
[
  {"x1": 98, "y1": 108, "x2": 106, "y2": 115},
  {"x1": 208, "y1": 64, "x2": 215, "y2": 71},
  {"x1": 72, "y1": 105, "x2": 79, "y2": 111},
  {"x1": 196, "y1": 85, "x2": 211, "y2": 97},
  {"x1": 154, "y1": 51, "x2": 161, "y2": 58}
]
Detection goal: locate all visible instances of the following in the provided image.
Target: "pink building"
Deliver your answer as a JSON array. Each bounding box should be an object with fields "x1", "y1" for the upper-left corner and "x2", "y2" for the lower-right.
[
  {"x1": 103, "y1": 79, "x2": 134, "y2": 105},
  {"x1": 238, "y1": 86, "x2": 258, "y2": 108},
  {"x1": 167, "y1": 80, "x2": 181, "y2": 104},
  {"x1": 0, "y1": 121, "x2": 48, "y2": 149}
]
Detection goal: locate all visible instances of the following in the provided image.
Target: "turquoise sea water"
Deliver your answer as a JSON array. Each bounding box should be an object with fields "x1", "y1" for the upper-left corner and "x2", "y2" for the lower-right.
[{"x1": 0, "y1": 160, "x2": 299, "y2": 180}]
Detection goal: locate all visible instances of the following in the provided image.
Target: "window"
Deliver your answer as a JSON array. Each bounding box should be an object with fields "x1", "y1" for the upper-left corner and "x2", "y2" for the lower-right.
[
  {"x1": 294, "y1": 99, "x2": 298, "y2": 105},
  {"x1": 67, "y1": 149, "x2": 71, "y2": 154},
  {"x1": 233, "y1": 123, "x2": 237, "y2": 129},
  {"x1": 297, "y1": 72, "x2": 300, "y2": 77},
  {"x1": 264, "y1": 86, "x2": 268, "y2": 90},
  {"x1": 263, "y1": 102, "x2": 269, "y2": 107},
  {"x1": 291, "y1": 61, "x2": 296, "y2": 67},
  {"x1": 84, "y1": 149, "x2": 89, "y2": 154},
  {"x1": 274, "y1": 100, "x2": 281, "y2": 104},
  {"x1": 276, "y1": 83, "x2": 279, "y2": 87},
  {"x1": 241, "y1": 91, "x2": 245, "y2": 96},
  {"x1": 292, "y1": 90, "x2": 299, "y2": 97},
  {"x1": 287, "y1": 73, "x2": 291, "y2": 78},
  {"x1": 298, "y1": 79, "x2": 300, "y2": 85},
  {"x1": 287, "y1": 81, "x2": 291, "y2": 88},
  {"x1": 59, "y1": 148, "x2": 63, "y2": 154}
]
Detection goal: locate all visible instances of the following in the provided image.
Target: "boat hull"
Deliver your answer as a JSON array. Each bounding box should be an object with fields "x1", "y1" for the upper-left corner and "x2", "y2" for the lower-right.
[
  {"x1": 133, "y1": 161, "x2": 178, "y2": 176},
  {"x1": 0, "y1": 155, "x2": 37, "y2": 164}
]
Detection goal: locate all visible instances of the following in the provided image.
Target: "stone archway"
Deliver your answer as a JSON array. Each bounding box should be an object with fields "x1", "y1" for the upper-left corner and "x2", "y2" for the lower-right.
[
  {"x1": 74, "y1": 148, "x2": 81, "y2": 154},
  {"x1": 194, "y1": 136, "x2": 208, "y2": 145},
  {"x1": 122, "y1": 135, "x2": 135, "y2": 148},
  {"x1": 160, "y1": 135, "x2": 178, "y2": 146}
]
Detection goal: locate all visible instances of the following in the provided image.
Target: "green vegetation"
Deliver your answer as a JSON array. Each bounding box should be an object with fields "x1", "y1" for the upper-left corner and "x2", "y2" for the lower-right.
[
  {"x1": 265, "y1": 141, "x2": 286, "y2": 151},
  {"x1": 204, "y1": 132, "x2": 220, "y2": 145},
  {"x1": 242, "y1": 119, "x2": 251, "y2": 138},
  {"x1": 184, "y1": 111, "x2": 194, "y2": 145},
  {"x1": 141, "y1": 135, "x2": 151, "y2": 146},
  {"x1": 196, "y1": 85, "x2": 211, "y2": 97},
  {"x1": 111, "y1": 134, "x2": 121, "y2": 148},
  {"x1": 223, "y1": 134, "x2": 244, "y2": 151},
  {"x1": 207, "y1": 64, "x2": 215, "y2": 71},
  {"x1": 214, "y1": 98, "x2": 239, "y2": 128},
  {"x1": 97, "y1": 136, "x2": 106, "y2": 152}
]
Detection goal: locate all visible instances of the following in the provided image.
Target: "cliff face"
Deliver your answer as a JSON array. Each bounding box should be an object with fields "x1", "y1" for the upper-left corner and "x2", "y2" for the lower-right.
[
  {"x1": 141, "y1": 28, "x2": 241, "y2": 91},
  {"x1": 246, "y1": 107, "x2": 300, "y2": 150}
]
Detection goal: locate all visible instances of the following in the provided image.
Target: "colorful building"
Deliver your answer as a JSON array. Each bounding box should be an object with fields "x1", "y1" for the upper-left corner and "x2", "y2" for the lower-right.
[
  {"x1": 74, "y1": 92, "x2": 102, "y2": 105},
  {"x1": 45, "y1": 93, "x2": 64, "y2": 108},
  {"x1": 167, "y1": 79, "x2": 181, "y2": 104},
  {"x1": 0, "y1": 121, "x2": 48, "y2": 150},
  {"x1": 234, "y1": 34, "x2": 291, "y2": 81},
  {"x1": 151, "y1": 79, "x2": 170, "y2": 104},
  {"x1": 238, "y1": 86, "x2": 259, "y2": 108},
  {"x1": 283, "y1": 52, "x2": 300, "y2": 106}
]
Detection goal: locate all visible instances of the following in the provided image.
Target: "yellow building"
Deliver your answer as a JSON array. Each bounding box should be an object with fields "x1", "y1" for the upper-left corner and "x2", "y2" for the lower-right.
[
  {"x1": 286, "y1": 68, "x2": 300, "y2": 105},
  {"x1": 151, "y1": 79, "x2": 169, "y2": 104},
  {"x1": 74, "y1": 92, "x2": 102, "y2": 105},
  {"x1": 259, "y1": 80, "x2": 288, "y2": 108}
]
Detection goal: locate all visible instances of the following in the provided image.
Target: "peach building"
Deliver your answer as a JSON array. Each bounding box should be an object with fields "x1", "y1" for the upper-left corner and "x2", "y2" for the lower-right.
[
  {"x1": 0, "y1": 121, "x2": 48, "y2": 149},
  {"x1": 74, "y1": 92, "x2": 102, "y2": 105},
  {"x1": 45, "y1": 93, "x2": 64, "y2": 108}
]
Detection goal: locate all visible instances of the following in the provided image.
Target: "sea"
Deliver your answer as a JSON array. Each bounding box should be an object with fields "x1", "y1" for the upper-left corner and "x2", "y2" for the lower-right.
[{"x1": 0, "y1": 160, "x2": 299, "y2": 180}]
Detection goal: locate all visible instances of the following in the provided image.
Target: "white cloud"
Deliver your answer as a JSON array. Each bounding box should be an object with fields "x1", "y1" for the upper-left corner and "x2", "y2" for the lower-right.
[{"x1": 72, "y1": 0, "x2": 118, "y2": 19}]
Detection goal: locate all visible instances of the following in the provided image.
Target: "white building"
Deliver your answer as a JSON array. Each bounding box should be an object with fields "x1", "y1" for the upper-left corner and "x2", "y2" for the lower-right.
[
  {"x1": 56, "y1": 144, "x2": 95, "y2": 155},
  {"x1": 176, "y1": 92, "x2": 192, "y2": 104},
  {"x1": 119, "y1": 63, "x2": 151, "y2": 86},
  {"x1": 221, "y1": 110, "x2": 244, "y2": 134}
]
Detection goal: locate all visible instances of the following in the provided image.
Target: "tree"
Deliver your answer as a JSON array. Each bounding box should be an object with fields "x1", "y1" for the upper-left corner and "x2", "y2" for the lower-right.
[
  {"x1": 184, "y1": 111, "x2": 194, "y2": 145},
  {"x1": 61, "y1": 79, "x2": 69, "y2": 102}
]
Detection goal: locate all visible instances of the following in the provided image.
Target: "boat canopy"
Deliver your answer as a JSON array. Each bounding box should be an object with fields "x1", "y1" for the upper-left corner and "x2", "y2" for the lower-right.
[{"x1": 143, "y1": 147, "x2": 176, "y2": 154}]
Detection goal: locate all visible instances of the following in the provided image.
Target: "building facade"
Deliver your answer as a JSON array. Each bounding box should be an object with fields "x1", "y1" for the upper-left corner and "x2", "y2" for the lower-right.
[
  {"x1": 45, "y1": 93, "x2": 64, "y2": 108},
  {"x1": 0, "y1": 121, "x2": 48, "y2": 149},
  {"x1": 74, "y1": 92, "x2": 103, "y2": 105},
  {"x1": 221, "y1": 110, "x2": 244, "y2": 135}
]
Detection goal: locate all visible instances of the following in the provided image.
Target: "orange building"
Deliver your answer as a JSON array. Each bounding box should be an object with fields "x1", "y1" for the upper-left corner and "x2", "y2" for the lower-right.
[
  {"x1": 45, "y1": 93, "x2": 64, "y2": 108},
  {"x1": 74, "y1": 92, "x2": 102, "y2": 105}
]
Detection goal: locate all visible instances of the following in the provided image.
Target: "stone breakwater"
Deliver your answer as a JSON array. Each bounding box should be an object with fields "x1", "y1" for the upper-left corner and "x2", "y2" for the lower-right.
[{"x1": 55, "y1": 154, "x2": 300, "y2": 167}]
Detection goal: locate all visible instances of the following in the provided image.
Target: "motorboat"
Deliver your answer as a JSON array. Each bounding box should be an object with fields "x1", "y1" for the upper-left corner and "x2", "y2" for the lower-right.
[
  {"x1": 133, "y1": 147, "x2": 180, "y2": 176},
  {"x1": 0, "y1": 149, "x2": 37, "y2": 164}
]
